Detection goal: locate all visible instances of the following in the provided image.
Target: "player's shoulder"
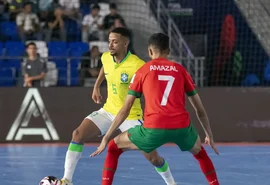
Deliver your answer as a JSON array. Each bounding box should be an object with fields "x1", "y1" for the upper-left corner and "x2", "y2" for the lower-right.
[
  {"x1": 129, "y1": 53, "x2": 145, "y2": 65},
  {"x1": 101, "y1": 51, "x2": 110, "y2": 58},
  {"x1": 128, "y1": 53, "x2": 145, "y2": 71},
  {"x1": 101, "y1": 51, "x2": 111, "y2": 62}
]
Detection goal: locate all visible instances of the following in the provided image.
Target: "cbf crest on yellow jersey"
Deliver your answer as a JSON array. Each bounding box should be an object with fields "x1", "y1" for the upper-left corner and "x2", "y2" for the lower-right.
[{"x1": 101, "y1": 51, "x2": 145, "y2": 120}]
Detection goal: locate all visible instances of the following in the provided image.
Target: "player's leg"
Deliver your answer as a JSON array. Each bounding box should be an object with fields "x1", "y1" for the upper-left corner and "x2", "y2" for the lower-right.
[
  {"x1": 120, "y1": 120, "x2": 176, "y2": 185},
  {"x1": 101, "y1": 120, "x2": 141, "y2": 185},
  {"x1": 101, "y1": 131, "x2": 138, "y2": 185},
  {"x1": 62, "y1": 109, "x2": 112, "y2": 185},
  {"x1": 142, "y1": 151, "x2": 176, "y2": 185},
  {"x1": 173, "y1": 123, "x2": 220, "y2": 185},
  {"x1": 190, "y1": 137, "x2": 219, "y2": 185}
]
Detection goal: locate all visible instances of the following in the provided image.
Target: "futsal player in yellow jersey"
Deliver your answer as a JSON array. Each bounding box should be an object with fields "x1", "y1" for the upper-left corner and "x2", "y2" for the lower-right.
[{"x1": 61, "y1": 28, "x2": 177, "y2": 185}]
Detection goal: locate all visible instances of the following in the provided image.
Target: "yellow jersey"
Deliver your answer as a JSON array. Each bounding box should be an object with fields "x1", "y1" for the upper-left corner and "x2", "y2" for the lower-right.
[{"x1": 102, "y1": 51, "x2": 144, "y2": 120}]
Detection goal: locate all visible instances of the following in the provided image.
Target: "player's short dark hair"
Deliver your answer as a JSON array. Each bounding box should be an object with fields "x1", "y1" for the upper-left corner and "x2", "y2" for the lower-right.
[
  {"x1": 26, "y1": 42, "x2": 36, "y2": 48},
  {"x1": 110, "y1": 27, "x2": 131, "y2": 40},
  {"x1": 148, "y1": 33, "x2": 169, "y2": 51}
]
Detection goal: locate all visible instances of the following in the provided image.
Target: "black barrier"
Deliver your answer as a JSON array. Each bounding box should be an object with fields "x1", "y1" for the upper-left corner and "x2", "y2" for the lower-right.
[{"x1": 1, "y1": 87, "x2": 270, "y2": 143}]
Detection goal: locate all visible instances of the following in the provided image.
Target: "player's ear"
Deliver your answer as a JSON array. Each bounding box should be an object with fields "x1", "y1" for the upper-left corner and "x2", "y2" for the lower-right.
[
  {"x1": 148, "y1": 47, "x2": 153, "y2": 58},
  {"x1": 124, "y1": 38, "x2": 130, "y2": 47}
]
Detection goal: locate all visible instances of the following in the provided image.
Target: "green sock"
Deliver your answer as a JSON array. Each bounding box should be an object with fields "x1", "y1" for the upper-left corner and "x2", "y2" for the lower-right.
[
  {"x1": 155, "y1": 160, "x2": 176, "y2": 185},
  {"x1": 63, "y1": 142, "x2": 84, "y2": 182}
]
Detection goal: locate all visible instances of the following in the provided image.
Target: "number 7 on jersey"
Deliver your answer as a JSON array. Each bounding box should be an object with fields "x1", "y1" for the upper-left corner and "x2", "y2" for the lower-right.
[{"x1": 158, "y1": 75, "x2": 175, "y2": 106}]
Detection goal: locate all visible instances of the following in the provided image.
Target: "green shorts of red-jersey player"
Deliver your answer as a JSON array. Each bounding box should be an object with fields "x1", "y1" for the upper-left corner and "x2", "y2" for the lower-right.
[{"x1": 127, "y1": 122, "x2": 198, "y2": 153}]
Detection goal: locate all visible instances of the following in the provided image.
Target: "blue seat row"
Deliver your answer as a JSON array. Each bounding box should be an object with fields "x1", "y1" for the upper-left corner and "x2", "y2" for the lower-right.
[
  {"x1": 0, "y1": 67, "x2": 80, "y2": 87},
  {"x1": 0, "y1": 41, "x2": 89, "y2": 69},
  {"x1": 0, "y1": 20, "x2": 82, "y2": 42}
]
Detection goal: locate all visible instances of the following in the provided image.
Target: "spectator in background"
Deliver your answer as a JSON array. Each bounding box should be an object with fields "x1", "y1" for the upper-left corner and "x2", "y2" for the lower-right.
[
  {"x1": 103, "y1": 3, "x2": 123, "y2": 35},
  {"x1": 16, "y1": 2, "x2": 41, "y2": 41},
  {"x1": 79, "y1": 45, "x2": 102, "y2": 86},
  {"x1": 28, "y1": 0, "x2": 39, "y2": 14},
  {"x1": 9, "y1": 0, "x2": 24, "y2": 21},
  {"x1": 22, "y1": 42, "x2": 47, "y2": 87},
  {"x1": 59, "y1": 0, "x2": 80, "y2": 20},
  {"x1": 111, "y1": 18, "x2": 135, "y2": 54},
  {"x1": 44, "y1": 8, "x2": 66, "y2": 42},
  {"x1": 0, "y1": 0, "x2": 9, "y2": 21},
  {"x1": 38, "y1": 0, "x2": 57, "y2": 22},
  {"x1": 82, "y1": 4, "x2": 104, "y2": 42}
]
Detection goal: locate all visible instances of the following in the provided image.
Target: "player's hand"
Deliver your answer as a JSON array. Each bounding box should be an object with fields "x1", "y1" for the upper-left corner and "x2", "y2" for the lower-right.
[
  {"x1": 90, "y1": 137, "x2": 109, "y2": 157},
  {"x1": 92, "y1": 87, "x2": 102, "y2": 104},
  {"x1": 205, "y1": 136, "x2": 219, "y2": 155}
]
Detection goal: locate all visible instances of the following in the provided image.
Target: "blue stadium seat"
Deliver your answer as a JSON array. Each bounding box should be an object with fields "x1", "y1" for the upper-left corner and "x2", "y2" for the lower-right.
[
  {"x1": 80, "y1": 2, "x2": 91, "y2": 16},
  {"x1": 0, "y1": 22, "x2": 19, "y2": 41},
  {"x1": 57, "y1": 68, "x2": 67, "y2": 86},
  {"x1": 0, "y1": 42, "x2": 3, "y2": 52},
  {"x1": 0, "y1": 42, "x2": 4, "y2": 62},
  {"x1": 264, "y1": 61, "x2": 270, "y2": 81},
  {"x1": 69, "y1": 42, "x2": 89, "y2": 51},
  {"x1": 70, "y1": 68, "x2": 79, "y2": 86},
  {"x1": 48, "y1": 41, "x2": 67, "y2": 49},
  {"x1": 69, "y1": 42, "x2": 89, "y2": 68},
  {"x1": 48, "y1": 42, "x2": 68, "y2": 68},
  {"x1": 0, "y1": 68, "x2": 15, "y2": 86},
  {"x1": 5, "y1": 41, "x2": 25, "y2": 70},
  {"x1": 242, "y1": 74, "x2": 260, "y2": 86}
]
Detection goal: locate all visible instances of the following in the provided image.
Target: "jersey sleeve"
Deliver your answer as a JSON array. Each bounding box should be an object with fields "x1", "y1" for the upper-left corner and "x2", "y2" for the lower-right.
[
  {"x1": 100, "y1": 52, "x2": 107, "y2": 65},
  {"x1": 184, "y1": 69, "x2": 197, "y2": 96},
  {"x1": 128, "y1": 69, "x2": 143, "y2": 98},
  {"x1": 135, "y1": 59, "x2": 145, "y2": 70}
]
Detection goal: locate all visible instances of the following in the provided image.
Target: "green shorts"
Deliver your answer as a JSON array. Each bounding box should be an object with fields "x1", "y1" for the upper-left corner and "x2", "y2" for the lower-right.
[{"x1": 127, "y1": 123, "x2": 198, "y2": 153}]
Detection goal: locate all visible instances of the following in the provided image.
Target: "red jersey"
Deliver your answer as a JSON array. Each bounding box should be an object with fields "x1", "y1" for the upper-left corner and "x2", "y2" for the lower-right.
[{"x1": 128, "y1": 58, "x2": 197, "y2": 129}]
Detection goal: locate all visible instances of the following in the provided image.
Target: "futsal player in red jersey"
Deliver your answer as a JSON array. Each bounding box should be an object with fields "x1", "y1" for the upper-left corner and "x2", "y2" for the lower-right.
[{"x1": 91, "y1": 33, "x2": 220, "y2": 185}]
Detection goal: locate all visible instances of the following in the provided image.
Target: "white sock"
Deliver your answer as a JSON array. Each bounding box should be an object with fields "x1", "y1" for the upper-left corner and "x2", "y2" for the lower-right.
[
  {"x1": 63, "y1": 142, "x2": 83, "y2": 182},
  {"x1": 155, "y1": 160, "x2": 176, "y2": 185}
]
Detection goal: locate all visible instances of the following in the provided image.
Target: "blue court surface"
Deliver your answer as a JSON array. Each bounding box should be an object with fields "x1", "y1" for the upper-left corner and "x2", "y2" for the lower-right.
[{"x1": 0, "y1": 144, "x2": 268, "y2": 185}]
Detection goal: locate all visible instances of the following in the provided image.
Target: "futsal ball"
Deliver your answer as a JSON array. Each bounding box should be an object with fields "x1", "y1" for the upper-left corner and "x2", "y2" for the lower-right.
[{"x1": 39, "y1": 176, "x2": 61, "y2": 185}]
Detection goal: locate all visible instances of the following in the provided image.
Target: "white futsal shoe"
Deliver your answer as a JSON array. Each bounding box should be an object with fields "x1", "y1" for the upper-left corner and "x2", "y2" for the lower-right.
[{"x1": 60, "y1": 178, "x2": 73, "y2": 185}]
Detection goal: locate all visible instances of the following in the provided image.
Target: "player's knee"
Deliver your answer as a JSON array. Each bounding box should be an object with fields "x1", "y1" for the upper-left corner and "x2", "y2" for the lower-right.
[
  {"x1": 190, "y1": 141, "x2": 202, "y2": 155},
  {"x1": 192, "y1": 145, "x2": 202, "y2": 155},
  {"x1": 72, "y1": 129, "x2": 83, "y2": 143}
]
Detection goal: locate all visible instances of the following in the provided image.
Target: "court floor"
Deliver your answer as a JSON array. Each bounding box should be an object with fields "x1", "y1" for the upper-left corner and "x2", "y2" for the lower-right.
[{"x1": 0, "y1": 144, "x2": 268, "y2": 185}]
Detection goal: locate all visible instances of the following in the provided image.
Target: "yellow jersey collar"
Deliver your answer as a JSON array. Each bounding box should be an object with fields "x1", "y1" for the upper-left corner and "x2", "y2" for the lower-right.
[{"x1": 113, "y1": 51, "x2": 131, "y2": 64}]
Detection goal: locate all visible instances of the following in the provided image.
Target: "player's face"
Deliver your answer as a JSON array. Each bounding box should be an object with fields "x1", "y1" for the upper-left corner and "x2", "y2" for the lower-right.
[{"x1": 108, "y1": 33, "x2": 128, "y2": 56}]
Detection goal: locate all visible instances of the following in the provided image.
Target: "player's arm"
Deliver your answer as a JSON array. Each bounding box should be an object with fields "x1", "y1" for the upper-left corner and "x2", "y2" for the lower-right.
[
  {"x1": 184, "y1": 70, "x2": 214, "y2": 138},
  {"x1": 188, "y1": 94, "x2": 213, "y2": 138},
  {"x1": 93, "y1": 66, "x2": 105, "y2": 89},
  {"x1": 103, "y1": 95, "x2": 136, "y2": 141},
  {"x1": 92, "y1": 66, "x2": 105, "y2": 104},
  {"x1": 92, "y1": 53, "x2": 105, "y2": 103},
  {"x1": 93, "y1": 53, "x2": 106, "y2": 89}
]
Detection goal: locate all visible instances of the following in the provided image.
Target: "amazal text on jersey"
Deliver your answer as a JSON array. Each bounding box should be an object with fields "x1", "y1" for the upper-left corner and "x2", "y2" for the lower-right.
[{"x1": 150, "y1": 65, "x2": 178, "y2": 72}]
